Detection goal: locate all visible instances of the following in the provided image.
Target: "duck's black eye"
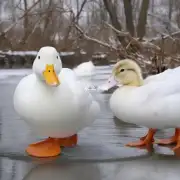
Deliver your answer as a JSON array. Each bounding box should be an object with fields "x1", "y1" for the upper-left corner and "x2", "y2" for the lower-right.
[
  {"x1": 38, "y1": 56, "x2": 40, "y2": 59},
  {"x1": 120, "y1": 69, "x2": 125, "y2": 72},
  {"x1": 57, "y1": 56, "x2": 58, "y2": 59},
  {"x1": 48, "y1": 70, "x2": 50, "y2": 72}
]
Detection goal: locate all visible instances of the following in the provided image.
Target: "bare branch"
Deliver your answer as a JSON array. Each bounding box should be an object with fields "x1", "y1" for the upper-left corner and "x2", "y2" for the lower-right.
[
  {"x1": 151, "y1": 30, "x2": 180, "y2": 42},
  {"x1": 62, "y1": 0, "x2": 88, "y2": 49},
  {"x1": 148, "y1": 13, "x2": 180, "y2": 31},
  {"x1": 104, "y1": 22, "x2": 129, "y2": 36},
  {"x1": 24, "y1": 15, "x2": 46, "y2": 43},
  {"x1": 0, "y1": 0, "x2": 41, "y2": 36},
  {"x1": 74, "y1": 24, "x2": 117, "y2": 51},
  {"x1": 141, "y1": 41, "x2": 161, "y2": 51},
  {"x1": 73, "y1": 23, "x2": 153, "y2": 65},
  {"x1": 75, "y1": 0, "x2": 88, "y2": 23},
  {"x1": 104, "y1": 21, "x2": 161, "y2": 51}
]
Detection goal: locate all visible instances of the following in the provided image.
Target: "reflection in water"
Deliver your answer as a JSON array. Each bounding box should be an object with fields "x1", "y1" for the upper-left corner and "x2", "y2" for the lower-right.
[
  {"x1": 0, "y1": 158, "x2": 33, "y2": 180},
  {"x1": 23, "y1": 157, "x2": 180, "y2": 180},
  {"x1": 23, "y1": 163, "x2": 101, "y2": 180},
  {"x1": 115, "y1": 158, "x2": 180, "y2": 180}
]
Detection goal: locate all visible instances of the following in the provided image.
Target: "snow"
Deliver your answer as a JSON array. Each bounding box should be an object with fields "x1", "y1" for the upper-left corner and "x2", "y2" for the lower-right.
[
  {"x1": 92, "y1": 53, "x2": 107, "y2": 59},
  {"x1": 0, "y1": 51, "x2": 75, "y2": 57},
  {"x1": 59, "y1": 52, "x2": 75, "y2": 56},
  {"x1": 80, "y1": 49, "x2": 87, "y2": 55}
]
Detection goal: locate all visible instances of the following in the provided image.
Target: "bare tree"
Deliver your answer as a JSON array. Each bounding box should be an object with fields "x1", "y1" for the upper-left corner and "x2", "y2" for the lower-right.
[
  {"x1": 22, "y1": 0, "x2": 30, "y2": 43},
  {"x1": 136, "y1": 0, "x2": 150, "y2": 39},
  {"x1": 123, "y1": 0, "x2": 135, "y2": 36},
  {"x1": 103, "y1": 0, "x2": 125, "y2": 44},
  {"x1": 168, "y1": 0, "x2": 174, "y2": 33}
]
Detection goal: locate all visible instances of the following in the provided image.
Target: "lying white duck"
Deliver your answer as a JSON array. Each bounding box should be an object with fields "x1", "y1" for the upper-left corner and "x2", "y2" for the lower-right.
[
  {"x1": 73, "y1": 61, "x2": 95, "y2": 77},
  {"x1": 101, "y1": 59, "x2": 180, "y2": 154},
  {"x1": 13, "y1": 46, "x2": 100, "y2": 158},
  {"x1": 72, "y1": 61, "x2": 96, "y2": 90}
]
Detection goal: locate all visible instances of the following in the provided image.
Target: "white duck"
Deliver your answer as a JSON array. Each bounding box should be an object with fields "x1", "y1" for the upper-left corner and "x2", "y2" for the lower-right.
[
  {"x1": 13, "y1": 46, "x2": 100, "y2": 158},
  {"x1": 73, "y1": 61, "x2": 95, "y2": 77},
  {"x1": 101, "y1": 59, "x2": 180, "y2": 154}
]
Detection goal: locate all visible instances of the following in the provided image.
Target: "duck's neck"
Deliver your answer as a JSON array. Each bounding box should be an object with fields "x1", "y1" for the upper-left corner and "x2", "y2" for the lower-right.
[
  {"x1": 126, "y1": 75, "x2": 144, "y2": 87},
  {"x1": 36, "y1": 76, "x2": 58, "y2": 90}
]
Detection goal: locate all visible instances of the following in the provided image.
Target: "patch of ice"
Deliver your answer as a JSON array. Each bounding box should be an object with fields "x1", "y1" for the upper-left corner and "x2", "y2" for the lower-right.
[{"x1": 0, "y1": 69, "x2": 32, "y2": 79}]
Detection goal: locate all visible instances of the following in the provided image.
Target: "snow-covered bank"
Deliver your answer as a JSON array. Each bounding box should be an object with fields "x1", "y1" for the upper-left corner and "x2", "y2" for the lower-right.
[
  {"x1": 0, "y1": 50, "x2": 75, "y2": 57},
  {"x1": 0, "y1": 50, "x2": 110, "y2": 69}
]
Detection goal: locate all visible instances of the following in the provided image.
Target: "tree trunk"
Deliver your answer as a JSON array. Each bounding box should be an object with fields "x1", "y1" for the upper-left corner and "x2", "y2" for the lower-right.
[
  {"x1": 103, "y1": 0, "x2": 126, "y2": 45},
  {"x1": 168, "y1": 0, "x2": 174, "y2": 33},
  {"x1": 136, "y1": 0, "x2": 150, "y2": 39},
  {"x1": 123, "y1": 0, "x2": 135, "y2": 36},
  {"x1": 11, "y1": 0, "x2": 16, "y2": 22},
  {"x1": 23, "y1": 0, "x2": 29, "y2": 41},
  {"x1": 43, "y1": 0, "x2": 53, "y2": 35}
]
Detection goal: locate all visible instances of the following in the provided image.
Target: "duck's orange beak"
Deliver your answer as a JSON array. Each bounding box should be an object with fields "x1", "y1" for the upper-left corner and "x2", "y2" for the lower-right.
[{"x1": 43, "y1": 64, "x2": 60, "y2": 86}]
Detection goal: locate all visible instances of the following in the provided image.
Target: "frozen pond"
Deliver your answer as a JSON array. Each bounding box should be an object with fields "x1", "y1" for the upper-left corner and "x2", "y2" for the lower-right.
[{"x1": 0, "y1": 66, "x2": 179, "y2": 180}]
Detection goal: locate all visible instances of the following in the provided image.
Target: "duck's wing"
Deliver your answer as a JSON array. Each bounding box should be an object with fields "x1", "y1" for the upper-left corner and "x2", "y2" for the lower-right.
[
  {"x1": 60, "y1": 67, "x2": 96, "y2": 88},
  {"x1": 144, "y1": 68, "x2": 173, "y2": 84},
  {"x1": 60, "y1": 68, "x2": 78, "y2": 82},
  {"x1": 139, "y1": 67, "x2": 180, "y2": 102},
  {"x1": 59, "y1": 68, "x2": 92, "y2": 96}
]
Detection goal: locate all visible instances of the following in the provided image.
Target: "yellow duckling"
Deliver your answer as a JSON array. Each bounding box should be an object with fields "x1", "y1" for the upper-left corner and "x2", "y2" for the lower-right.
[{"x1": 102, "y1": 59, "x2": 180, "y2": 154}]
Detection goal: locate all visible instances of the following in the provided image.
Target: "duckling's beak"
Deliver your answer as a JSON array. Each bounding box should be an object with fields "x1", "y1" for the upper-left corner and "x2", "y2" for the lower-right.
[
  {"x1": 97, "y1": 76, "x2": 118, "y2": 92},
  {"x1": 43, "y1": 64, "x2": 60, "y2": 86}
]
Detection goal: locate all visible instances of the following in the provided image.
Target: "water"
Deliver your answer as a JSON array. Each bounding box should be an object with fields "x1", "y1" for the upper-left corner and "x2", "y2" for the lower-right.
[{"x1": 0, "y1": 66, "x2": 179, "y2": 180}]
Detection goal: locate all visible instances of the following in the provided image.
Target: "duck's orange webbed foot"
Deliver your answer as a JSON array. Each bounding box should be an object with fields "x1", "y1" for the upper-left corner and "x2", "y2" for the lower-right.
[
  {"x1": 26, "y1": 137, "x2": 61, "y2": 158},
  {"x1": 171, "y1": 128, "x2": 180, "y2": 157},
  {"x1": 58, "y1": 134, "x2": 78, "y2": 147},
  {"x1": 126, "y1": 129, "x2": 156, "y2": 148},
  {"x1": 155, "y1": 128, "x2": 178, "y2": 145}
]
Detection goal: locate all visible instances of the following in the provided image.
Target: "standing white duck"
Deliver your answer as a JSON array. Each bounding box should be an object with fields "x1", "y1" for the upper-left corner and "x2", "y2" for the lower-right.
[
  {"x1": 13, "y1": 46, "x2": 100, "y2": 158},
  {"x1": 100, "y1": 59, "x2": 180, "y2": 154}
]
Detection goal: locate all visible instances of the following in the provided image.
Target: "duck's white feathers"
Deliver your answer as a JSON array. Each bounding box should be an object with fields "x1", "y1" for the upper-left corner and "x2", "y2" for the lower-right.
[
  {"x1": 144, "y1": 66, "x2": 180, "y2": 84},
  {"x1": 73, "y1": 61, "x2": 95, "y2": 77},
  {"x1": 14, "y1": 68, "x2": 100, "y2": 138}
]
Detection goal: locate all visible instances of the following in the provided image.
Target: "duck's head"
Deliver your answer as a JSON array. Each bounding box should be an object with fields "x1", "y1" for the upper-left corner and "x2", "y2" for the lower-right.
[
  {"x1": 33, "y1": 46, "x2": 62, "y2": 86},
  {"x1": 101, "y1": 59, "x2": 144, "y2": 91}
]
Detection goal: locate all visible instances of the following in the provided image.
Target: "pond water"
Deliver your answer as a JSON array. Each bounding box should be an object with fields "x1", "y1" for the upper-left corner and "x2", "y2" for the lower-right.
[{"x1": 0, "y1": 66, "x2": 179, "y2": 180}]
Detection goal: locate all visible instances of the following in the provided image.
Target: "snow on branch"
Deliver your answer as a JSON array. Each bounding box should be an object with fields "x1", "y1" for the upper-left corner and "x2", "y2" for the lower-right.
[
  {"x1": 104, "y1": 22, "x2": 161, "y2": 52},
  {"x1": 73, "y1": 24, "x2": 152, "y2": 65}
]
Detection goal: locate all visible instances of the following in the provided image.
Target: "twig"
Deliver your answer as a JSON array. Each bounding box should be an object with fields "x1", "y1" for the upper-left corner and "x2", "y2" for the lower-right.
[
  {"x1": 74, "y1": 24, "x2": 117, "y2": 51},
  {"x1": 104, "y1": 21, "x2": 161, "y2": 51},
  {"x1": 104, "y1": 22, "x2": 129, "y2": 37},
  {"x1": 151, "y1": 30, "x2": 180, "y2": 42},
  {"x1": 148, "y1": 13, "x2": 179, "y2": 31},
  {"x1": 25, "y1": 15, "x2": 46, "y2": 43}
]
